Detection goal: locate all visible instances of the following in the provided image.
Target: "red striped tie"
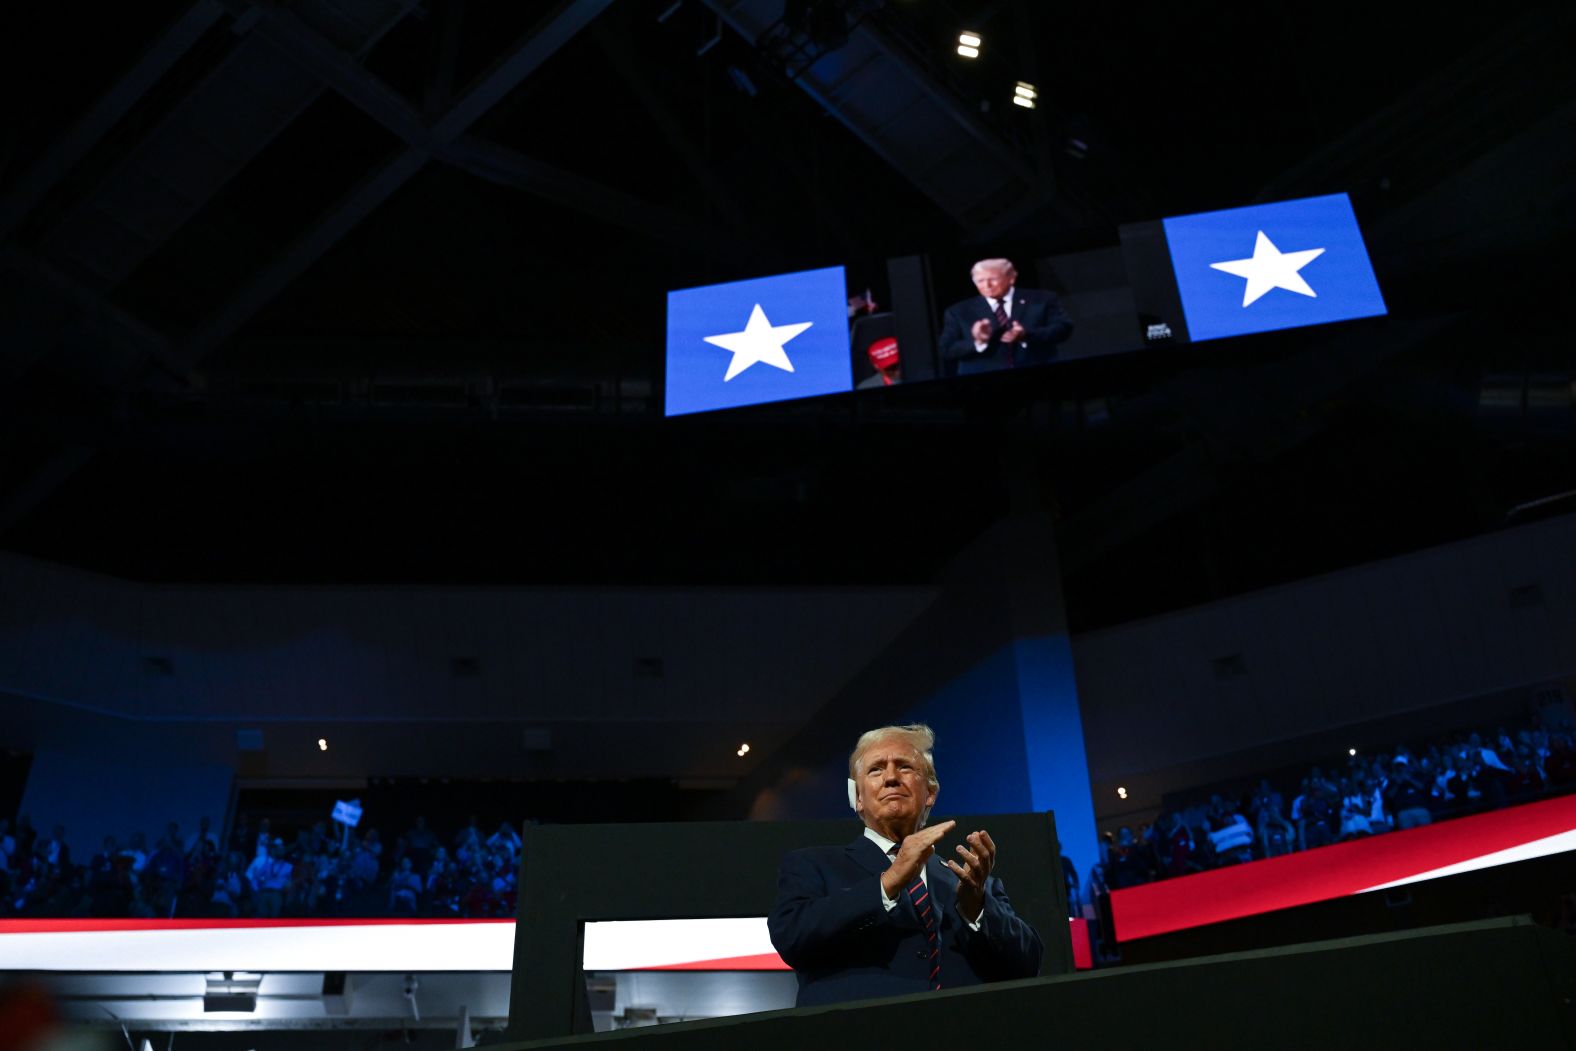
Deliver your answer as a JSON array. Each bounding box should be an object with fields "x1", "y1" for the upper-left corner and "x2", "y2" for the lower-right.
[
  {"x1": 993, "y1": 300, "x2": 1014, "y2": 367},
  {"x1": 906, "y1": 874, "x2": 941, "y2": 990}
]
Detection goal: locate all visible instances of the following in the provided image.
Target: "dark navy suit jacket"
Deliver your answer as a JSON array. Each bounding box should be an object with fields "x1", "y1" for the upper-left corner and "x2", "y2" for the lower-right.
[
  {"x1": 767, "y1": 833, "x2": 1044, "y2": 1007},
  {"x1": 938, "y1": 287, "x2": 1073, "y2": 376}
]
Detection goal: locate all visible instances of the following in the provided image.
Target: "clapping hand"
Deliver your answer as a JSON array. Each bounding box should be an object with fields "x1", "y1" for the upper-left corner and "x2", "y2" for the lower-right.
[
  {"x1": 880, "y1": 820, "x2": 955, "y2": 900},
  {"x1": 945, "y1": 829, "x2": 996, "y2": 920}
]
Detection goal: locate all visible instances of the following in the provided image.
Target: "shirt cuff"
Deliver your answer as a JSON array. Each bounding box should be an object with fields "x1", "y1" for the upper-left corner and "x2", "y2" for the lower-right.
[
  {"x1": 966, "y1": 906, "x2": 984, "y2": 931},
  {"x1": 880, "y1": 882, "x2": 898, "y2": 911},
  {"x1": 973, "y1": 341, "x2": 988, "y2": 352}
]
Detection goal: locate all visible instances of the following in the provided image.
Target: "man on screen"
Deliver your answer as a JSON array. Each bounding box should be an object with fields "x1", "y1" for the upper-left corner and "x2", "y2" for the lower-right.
[
  {"x1": 939, "y1": 258, "x2": 1072, "y2": 375},
  {"x1": 768, "y1": 724, "x2": 1043, "y2": 1006}
]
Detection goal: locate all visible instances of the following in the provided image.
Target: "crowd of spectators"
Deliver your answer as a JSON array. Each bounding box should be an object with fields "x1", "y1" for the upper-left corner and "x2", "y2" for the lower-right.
[
  {"x1": 1092, "y1": 721, "x2": 1576, "y2": 897},
  {"x1": 0, "y1": 811, "x2": 526, "y2": 920},
  {"x1": 5, "y1": 719, "x2": 1572, "y2": 922}
]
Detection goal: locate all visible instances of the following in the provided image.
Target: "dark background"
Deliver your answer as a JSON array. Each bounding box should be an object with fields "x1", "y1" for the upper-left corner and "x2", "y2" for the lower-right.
[{"x1": 0, "y1": 0, "x2": 1570, "y2": 637}]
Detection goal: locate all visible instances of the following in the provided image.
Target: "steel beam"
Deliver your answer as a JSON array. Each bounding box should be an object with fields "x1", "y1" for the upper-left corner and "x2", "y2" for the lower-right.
[
  {"x1": 0, "y1": 2, "x2": 225, "y2": 239},
  {"x1": 181, "y1": 0, "x2": 732, "y2": 365}
]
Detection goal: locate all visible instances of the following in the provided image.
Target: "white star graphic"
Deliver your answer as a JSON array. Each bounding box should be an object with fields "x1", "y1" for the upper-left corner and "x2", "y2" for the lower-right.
[
  {"x1": 1209, "y1": 230, "x2": 1326, "y2": 307},
  {"x1": 702, "y1": 303, "x2": 813, "y2": 382}
]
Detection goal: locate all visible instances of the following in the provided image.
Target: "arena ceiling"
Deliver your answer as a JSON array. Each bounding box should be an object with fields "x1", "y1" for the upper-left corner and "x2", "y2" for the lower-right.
[{"x1": 0, "y1": 0, "x2": 1571, "y2": 633}]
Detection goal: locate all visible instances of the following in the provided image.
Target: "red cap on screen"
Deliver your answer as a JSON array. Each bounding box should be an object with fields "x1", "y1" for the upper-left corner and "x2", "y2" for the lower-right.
[{"x1": 867, "y1": 337, "x2": 900, "y2": 370}]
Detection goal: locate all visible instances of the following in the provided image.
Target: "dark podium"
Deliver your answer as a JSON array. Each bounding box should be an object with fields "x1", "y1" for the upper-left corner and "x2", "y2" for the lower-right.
[
  {"x1": 506, "y1": 812, "x2": 1071, "y2": 1043},
  {"x1": 504, "y1": 817, "x2": 1575, "y2": 1049}
]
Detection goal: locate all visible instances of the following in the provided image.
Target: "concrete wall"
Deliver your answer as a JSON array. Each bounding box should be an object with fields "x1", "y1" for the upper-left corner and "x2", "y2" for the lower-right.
[
  {"x1": 1072, "y1": 511, "x2": 1576, "y2": 781},
  {"x1": 737, "y1": 513, "x2": 1099, "y2": 880}
]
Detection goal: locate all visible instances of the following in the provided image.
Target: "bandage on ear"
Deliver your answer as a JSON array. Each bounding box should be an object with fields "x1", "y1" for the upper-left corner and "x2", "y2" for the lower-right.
[{"x1": 847, "y1": 778, "x2": 858, "y2": 811}]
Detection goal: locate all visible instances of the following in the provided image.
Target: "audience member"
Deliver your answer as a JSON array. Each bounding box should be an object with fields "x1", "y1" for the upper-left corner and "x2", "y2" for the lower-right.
[
  {"x1": 210, "y1": 852, "x2": 248, "y2": 916},
  {"x1": 1339, "y1": 780, "x2": 1373, "y2": 839},
  {"x1": 247, "y1": 838, "x2": 292, "y2": 917},
  {"x1": 1251, "y1": 788, "x2": 1296, "y2": 858},
  {"x1": 1207, "y1": 808, "x2": 1254, "y2": 865},
  {"x1": 1155, "y1": 812, "x2": 1201, "y2": 876},
  {"x1": 387, "y1": 857, "x2": 422, "y2": 914},
  {"x1": 1387, "y1": 761, "x2": 1433, "y2": 829},
  {"x1": 185, "y1": 815, "x2": 220, "y2": 857},
  {"x1": 1106, "y1": 826, "x2": 1154, "y2": 888},
  {"x1": 405, "y1": 816, "x2": 439, "y2": 873},
  {"x1": 41, "y1": 826, "x2": 71, "y2": 872},
  {"x1": 485, "y1": 821, "x2": 521, "y2": 859}
]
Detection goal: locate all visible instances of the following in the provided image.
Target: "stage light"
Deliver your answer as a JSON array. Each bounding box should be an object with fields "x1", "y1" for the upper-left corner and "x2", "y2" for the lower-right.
[
  {"x1": 737, "y1": 743, "x2": 751, "y2": 757},
  {"x1": 1013, "y1": 81, "x2": 1037, "y2": 109},
  {"x1": 957, "y1": 32, "x2": 980, "y2": 58},
  {"x1": 1349, "y1": 748, "x2": 1357, "y2": 756},
  {"x1": 318, "y1": 738, "x2": 328, "y2": 751},
  {"x1": 1117, "y1": 786, "x2": 1128, "y2": 799}
]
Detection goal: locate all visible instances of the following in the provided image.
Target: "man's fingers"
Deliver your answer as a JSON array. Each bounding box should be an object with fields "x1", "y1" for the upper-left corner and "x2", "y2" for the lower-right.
[
  {"x1": 901, "y1": 821, "x2": 952, "y2": 858},
  {"x1": 948, "y1": 861, "x2": 982, "y2": 889}
]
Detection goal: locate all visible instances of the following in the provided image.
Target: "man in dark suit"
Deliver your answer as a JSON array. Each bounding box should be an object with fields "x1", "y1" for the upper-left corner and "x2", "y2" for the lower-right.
[
  {"x1": 938, "y1": 258, "x2": 1073, "y2": 375},
  {"x1": 768, "y1": 724, "x2": 1043, "y2": 1006}
]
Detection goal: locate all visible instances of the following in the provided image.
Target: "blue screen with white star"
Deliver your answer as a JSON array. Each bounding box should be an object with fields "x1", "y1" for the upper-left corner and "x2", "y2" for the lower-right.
[
  {"x1": 1162, "y1": 192, "x2": 1387, "y2": 343},
  {"x1": 665, "y1": 265, "x2": 854, "y2": 417}
]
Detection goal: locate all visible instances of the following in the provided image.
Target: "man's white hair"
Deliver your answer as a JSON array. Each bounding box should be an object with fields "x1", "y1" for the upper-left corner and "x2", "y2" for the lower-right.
[
  {"x1": 849, "y1": 723, "x2": 940, "y2": 827},
  {"x1": 970, "y1": 258, "x2": 1016, "y2": 277}
]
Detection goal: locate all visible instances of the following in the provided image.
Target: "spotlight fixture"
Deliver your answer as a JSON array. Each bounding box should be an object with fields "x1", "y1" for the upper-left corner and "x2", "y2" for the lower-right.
[
  {"x1": 957, "y1": 32, "x2": 980, "y2": 58},
  {"x1": 318, "y1": 738, "x2": 328, "y2": 751},
  {"x1": 1348, "y1": 748, "x2": 1357, "y2": 756},
  {"x1": 1013, "y1": 81, "x2": 1037, "y2": 109},
  {"x1": 1116, "y1": 786, "x2": 1128, "y2": 799},
  {"x1": 736, "y1": 743, "x2": 751, "y2": 757}
]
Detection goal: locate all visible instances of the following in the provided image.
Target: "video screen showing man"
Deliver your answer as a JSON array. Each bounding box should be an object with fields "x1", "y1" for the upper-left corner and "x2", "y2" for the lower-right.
[
  {"x1": 938, "y1": 257, "x2": 1073, "y2": 376},
  {"x1": 767, "y1": 724, "x2": 1043, "y2": 1007}
]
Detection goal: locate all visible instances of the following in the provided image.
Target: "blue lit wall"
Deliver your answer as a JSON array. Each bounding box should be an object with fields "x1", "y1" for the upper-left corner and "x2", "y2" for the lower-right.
[
  {"x1": 741, "y1": 514, "x2": 1099, "y2": 883},
  {"x1": 886, "y1": 635, "x2": 1096, "y2": 884}
]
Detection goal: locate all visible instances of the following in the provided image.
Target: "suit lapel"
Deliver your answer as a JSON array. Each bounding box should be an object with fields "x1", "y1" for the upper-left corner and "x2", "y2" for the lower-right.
[
  {"x1": 846, "y1": 834, "x2": 889, "y2": 878},
  {"x1": 1011, "y1": 290, "x2": 1035, "y2": 319}
]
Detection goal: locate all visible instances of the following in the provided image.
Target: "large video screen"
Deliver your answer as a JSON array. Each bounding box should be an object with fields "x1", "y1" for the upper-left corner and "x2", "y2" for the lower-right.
[
  {"x1": 664, "y1": 265, "x2": 855, "y2": 417},
  {"x1": 1159, "y1": 192, "x2": 1388, "y2": 341},
  {"x1": 663, "y1": 193, "x2": 1387, "y2": 417}
]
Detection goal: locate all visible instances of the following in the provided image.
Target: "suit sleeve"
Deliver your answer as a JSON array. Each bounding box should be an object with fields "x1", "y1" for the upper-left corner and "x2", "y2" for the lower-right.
[
  {"x1": 1021, "y1": 293, "x2": 1073, "y2": 349},
  {"x1": 956, "y1": 875, "x2": 1043, "y2": 981},
  {"x1": 938, "y1": 305, "x2": 987, "y2": 362},
  {"x1": 768, "y1": 850, "x2": 893, "y2": 969}
]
